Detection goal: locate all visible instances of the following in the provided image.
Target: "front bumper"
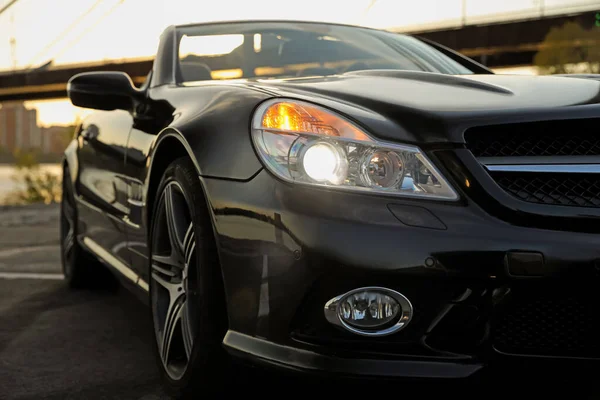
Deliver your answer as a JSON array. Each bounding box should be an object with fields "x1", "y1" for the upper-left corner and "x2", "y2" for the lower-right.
[{"x1": 202, "y1": 163, "x2": 600, "y2": 380}]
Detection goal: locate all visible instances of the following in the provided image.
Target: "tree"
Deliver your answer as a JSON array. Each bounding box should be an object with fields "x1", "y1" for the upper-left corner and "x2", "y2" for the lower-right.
[
  {"x1": 12, "y1": 148, "x2": 39, "y2": 169},
  {"x1": 534, "y1": 21, "x2": 600, "y2": 75}
]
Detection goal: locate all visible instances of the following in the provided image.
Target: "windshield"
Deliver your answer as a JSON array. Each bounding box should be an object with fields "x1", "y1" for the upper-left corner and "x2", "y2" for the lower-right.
[{"x1": 175, "y1": 21, "x2": 474, "y2": 82}]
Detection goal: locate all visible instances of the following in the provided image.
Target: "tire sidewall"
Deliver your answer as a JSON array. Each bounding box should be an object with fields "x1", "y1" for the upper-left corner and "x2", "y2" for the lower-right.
[{"x1": 149, "y1": 159, "x2": 227, "y2": 396}]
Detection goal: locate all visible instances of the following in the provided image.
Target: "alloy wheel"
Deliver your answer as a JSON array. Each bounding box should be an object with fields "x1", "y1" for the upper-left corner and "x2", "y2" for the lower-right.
[{"x1": 151, "y1": 181, "x2": 199, "y2": 380}]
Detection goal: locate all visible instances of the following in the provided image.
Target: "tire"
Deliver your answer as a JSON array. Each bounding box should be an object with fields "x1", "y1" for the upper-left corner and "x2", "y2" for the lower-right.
[
  {"x1": 60, "y1": 165, "x2": 114, "y2": 289},
  {"x1": 149, "y1": 157, "x2": 228, "y2": 397}
]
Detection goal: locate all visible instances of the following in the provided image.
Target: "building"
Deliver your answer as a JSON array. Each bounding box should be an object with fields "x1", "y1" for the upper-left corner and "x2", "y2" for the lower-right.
[
  {"x1": 0, "y1": 102, "x2": 72, "y2": 158},
  {"x1": 0, "y1": 103, "x2": 42, "y2": 153},
  {"x1": 41, "y1": 125, "x2": 72, "y2": 155}
]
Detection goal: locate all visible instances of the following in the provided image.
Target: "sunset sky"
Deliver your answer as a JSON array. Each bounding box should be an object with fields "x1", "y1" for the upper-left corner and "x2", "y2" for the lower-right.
[{"x1": 0, "y1": 0, "x2": 596, "y2": 126}]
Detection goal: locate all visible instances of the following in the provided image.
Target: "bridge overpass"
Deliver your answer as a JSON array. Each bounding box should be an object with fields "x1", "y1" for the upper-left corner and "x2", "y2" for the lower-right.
[
  {"x1": 400, "y1": 8, "x2": 599, "y2": 70},
  {"x1": 0, "y1": 7, "x2": 598, "y2": 103}
]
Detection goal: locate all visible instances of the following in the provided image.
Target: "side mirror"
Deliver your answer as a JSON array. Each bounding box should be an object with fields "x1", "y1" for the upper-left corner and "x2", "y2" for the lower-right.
[{"x1": 67, "y1": 71, "x2": 143, "y2": 111}]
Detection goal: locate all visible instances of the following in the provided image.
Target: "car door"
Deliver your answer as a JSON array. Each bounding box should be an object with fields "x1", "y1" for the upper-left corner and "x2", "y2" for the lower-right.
[
  {"x1": 120, "y1": 94, "x2": 173, "y2": 285},
  {"x1": 76, "y1": 110, "x2": 133, "y2": 269}
]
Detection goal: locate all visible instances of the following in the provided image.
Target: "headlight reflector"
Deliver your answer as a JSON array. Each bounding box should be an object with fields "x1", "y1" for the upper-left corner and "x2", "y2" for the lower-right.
[
  {"x1": 301, "y1": 141, "x2": 348, "y2": 184},
  {"x1": 360, "y1": 149, "x2": 404, "y2": 189},
  {"x1": 252, "y1": 99, "x2": 458, "y2": 200}
]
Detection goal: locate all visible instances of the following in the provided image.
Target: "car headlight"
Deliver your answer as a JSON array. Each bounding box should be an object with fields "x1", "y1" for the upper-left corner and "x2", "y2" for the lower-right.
[{"x1": 251, "y1": 99, "x2": 458, "y2": 200}]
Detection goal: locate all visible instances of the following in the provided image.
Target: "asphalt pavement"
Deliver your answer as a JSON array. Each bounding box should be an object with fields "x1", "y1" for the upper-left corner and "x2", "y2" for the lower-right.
[
  {"x1": 0, "y1": 279, "x2": 168, "y2": 399},
  {"x1": 1, "y1": 204, "x2": 599, "y2": 399},
  {"x1": 0, "y1": 204, "x2": 167, "y2": 399}
]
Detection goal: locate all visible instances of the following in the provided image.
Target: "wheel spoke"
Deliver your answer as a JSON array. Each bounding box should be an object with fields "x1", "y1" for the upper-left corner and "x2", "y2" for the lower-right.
[
  {"x1": 164, "y1": 184, "x2": 185, "y2": 261},
  {"x1": 152, "y1": 266, "x2": 186, "y2": 365},
  {"x1": 151, "y1": 263, "x2": 177, "y2": 277},
  {"x1": 160, "y1": 294, "x2": 185, "y2": 364},
  {"x1": 151, "y1": 271, "x2": 179, "y2": 291},
  {"x1": 183, "y1": 223, "x2": 195, "y2": 266},
  {"x1": 152, "y1": 254, "x2": 181, "y2": 269}
]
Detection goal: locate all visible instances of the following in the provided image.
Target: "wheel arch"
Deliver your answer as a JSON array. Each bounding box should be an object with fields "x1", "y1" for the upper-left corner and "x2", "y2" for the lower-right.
[
  {"x1": 145, "y1": 128, "x2": 231, "y2": 324},
  {"x1": 63, "y1": 138, "x2": 79, "y2": 188},
  {"x1": 145, "y1": 129, "x2": 201, "y2": 232}
]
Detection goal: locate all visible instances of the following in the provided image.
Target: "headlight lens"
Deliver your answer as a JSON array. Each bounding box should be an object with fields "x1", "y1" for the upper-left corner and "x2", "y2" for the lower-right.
[
  {"x1": 301, "y1": 141, "x2": 348, "y2": 184},
  {"x1": 251, "y1": 99, "x2": 458, "y2": 200}
]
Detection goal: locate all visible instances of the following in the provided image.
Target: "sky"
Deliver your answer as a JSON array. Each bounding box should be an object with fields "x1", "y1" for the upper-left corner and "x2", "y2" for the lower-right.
[{"x1": 0, "y1": 0, "x2": 596, "y2": 125}]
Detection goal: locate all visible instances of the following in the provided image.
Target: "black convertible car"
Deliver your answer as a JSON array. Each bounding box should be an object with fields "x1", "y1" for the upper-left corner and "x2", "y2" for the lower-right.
[{"x1": 62, "y1": 20, "x2": 600, "y2": 394}]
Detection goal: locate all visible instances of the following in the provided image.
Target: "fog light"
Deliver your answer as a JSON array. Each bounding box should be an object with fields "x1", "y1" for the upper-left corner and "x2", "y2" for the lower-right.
[{"x1": 324, "y1": 287, "x2": 412, "y2": 336}]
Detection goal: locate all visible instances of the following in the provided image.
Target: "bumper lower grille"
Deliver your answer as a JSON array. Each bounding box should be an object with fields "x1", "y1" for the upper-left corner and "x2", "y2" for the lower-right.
[
  {"x1": 491, "y1": 172, "x2": 600, "y2": 208},
  {"x1": 493, "y1": 289, "x2": 600, "y2": 358}
]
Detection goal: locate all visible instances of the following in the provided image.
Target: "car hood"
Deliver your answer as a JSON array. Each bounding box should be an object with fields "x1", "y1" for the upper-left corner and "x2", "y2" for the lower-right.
[
  {"x1": 257, "y1": 70, "x2": 600, "y2": 112},
  {"x1": 251, "y1": 71, "x2": 600, "y2": 143}
]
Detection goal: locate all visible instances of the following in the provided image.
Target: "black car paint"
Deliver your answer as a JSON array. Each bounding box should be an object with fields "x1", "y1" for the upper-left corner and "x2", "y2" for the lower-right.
[
  {"x1": 76, "y1": 111, "x2": 132, "y2": 266},
  {"x1": 64, "y1": 21, "x2": 600, "y2": 379},
  {"x1": 121, "y1": 85, "x2": 269, "y2": 281}
]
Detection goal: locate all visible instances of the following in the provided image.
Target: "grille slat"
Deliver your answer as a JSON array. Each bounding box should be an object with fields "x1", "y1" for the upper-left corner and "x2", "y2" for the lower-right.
[
  {"x1": 471, "y1": 136, "x2": 600, "y2": 158},
  {"x1": 491, "y1": 172, "x2": 600, "y2": 208},
  {"x1": 465, "y1": 119, "x2": 600, "y2": 158},
  {"x1": 465, "y1": 119, "x2": 600, "y2": 208}
]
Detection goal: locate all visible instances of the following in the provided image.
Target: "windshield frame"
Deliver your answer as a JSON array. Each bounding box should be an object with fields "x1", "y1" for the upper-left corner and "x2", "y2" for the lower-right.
[{"x1": 152, "y1": 20, "x2": 488, "y2": 87}]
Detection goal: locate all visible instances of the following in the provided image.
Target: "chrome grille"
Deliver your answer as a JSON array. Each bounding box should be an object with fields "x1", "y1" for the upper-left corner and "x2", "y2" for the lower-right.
[{"x1": 465, "y1": 119, "x2": 600, "y2": 208}]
